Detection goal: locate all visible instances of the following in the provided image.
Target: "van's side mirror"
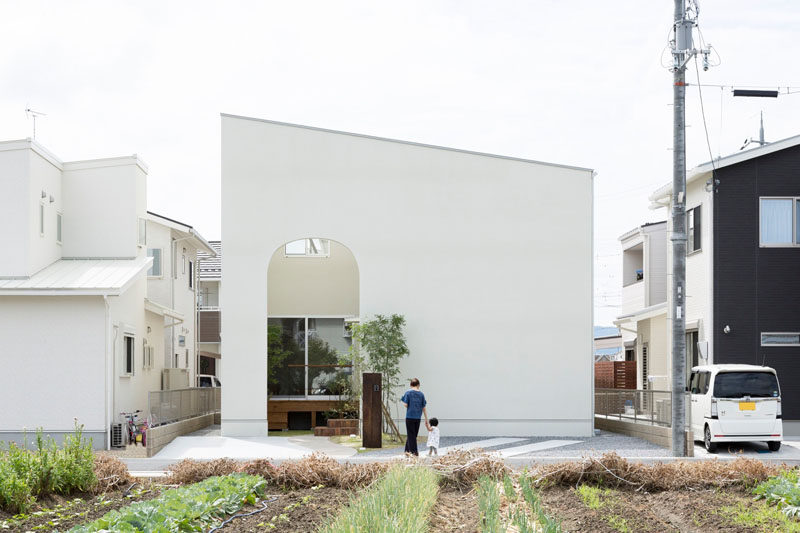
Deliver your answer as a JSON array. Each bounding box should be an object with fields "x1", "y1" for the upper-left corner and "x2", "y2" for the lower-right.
[{"x1": 685, "y1": 386, "x2": 689, "y2": 392}]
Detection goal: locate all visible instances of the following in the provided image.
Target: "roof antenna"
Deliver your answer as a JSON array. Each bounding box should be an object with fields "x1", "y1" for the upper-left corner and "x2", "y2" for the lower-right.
[
  {"x1": 740, "y1": 111, "x2": 767, "y2": 151},
  {"x1": 761, "y1": 353, "x2": 767, "y2": 367},
  {"x1": 25, "y1": 106, "x2": 47, "y2": 140}
]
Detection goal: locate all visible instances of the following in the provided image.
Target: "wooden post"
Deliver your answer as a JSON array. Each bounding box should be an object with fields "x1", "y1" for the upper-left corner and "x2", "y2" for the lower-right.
[{"x1": 362, "y1": 373, "x2": 382, "y2": 448}]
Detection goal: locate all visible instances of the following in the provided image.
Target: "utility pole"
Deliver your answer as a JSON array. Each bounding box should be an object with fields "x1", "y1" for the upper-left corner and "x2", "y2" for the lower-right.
[
  {"x1": 671, "y1": 0, "x2": 690, "y2": 457},
  {"x1": 670, "y1": 0, "x2": 714, "y2": 456}
]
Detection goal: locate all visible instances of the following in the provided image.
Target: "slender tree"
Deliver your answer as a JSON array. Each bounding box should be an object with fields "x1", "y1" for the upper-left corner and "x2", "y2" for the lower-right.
[{"x1": 355, "y1": 314, "x2": 410, "y2": 409}]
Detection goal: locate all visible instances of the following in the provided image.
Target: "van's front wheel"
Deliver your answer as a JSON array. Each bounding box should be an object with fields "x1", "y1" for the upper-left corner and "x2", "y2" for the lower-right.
[
  {"x1": 768, "y1": 441, "x2": 781, "y2": 452},
  {"x1": 704, "y1": 425, "x2": 717, "y2": 453}
]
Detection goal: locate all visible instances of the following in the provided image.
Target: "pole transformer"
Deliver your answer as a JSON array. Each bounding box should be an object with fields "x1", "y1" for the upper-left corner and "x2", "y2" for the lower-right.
[{"x1": 671, "y1": 0, "x2": 690, "y2": 457}]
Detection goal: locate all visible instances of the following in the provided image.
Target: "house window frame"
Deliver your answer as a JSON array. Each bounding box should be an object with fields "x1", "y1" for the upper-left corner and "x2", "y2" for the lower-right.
[
  {"x1": 122, "y1": 333, "x2": 135, "y2": 376},
  {"x1": 284, "y1": 238, "x2": 331, "y2": 258},
  {"x1": 188, "y1": 260, "x2": 194, "y2": 290},
  {"x1": 142, "y1": 339, "x2": 154, "y2": 370},
  {"x1": 268, "y1": 314, "x2": 355, "y2": 401},
  {"x1": 147, "y1": 248, "x2": 163, "y2": 278},
  {"x1": 759, "y1": 197, "x2": 800, "y2": 247},
  {"x1": 138, "y1": 217, "x2": 147, "y2": 247},
  {"x1": 687, "y1": 205, "x2": 701, "y2": 254},
  {"x1": 56, "y1": 212, "x2": 62, "y2": 244},
  {"x1": 761, "y1": 332, "x2": 800, "y2": 347},
  {"x1": 39, "y1": 202, "x2": 45, "y2": 237}
]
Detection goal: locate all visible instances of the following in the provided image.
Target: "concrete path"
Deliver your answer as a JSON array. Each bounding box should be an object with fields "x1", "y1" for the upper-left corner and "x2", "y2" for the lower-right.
[
  {"x1": 438, "y1": 437, "x2": 526, "y2": 455},
  {"x1": 494, "y1": 440, "x2": 582, "y2": 457}
]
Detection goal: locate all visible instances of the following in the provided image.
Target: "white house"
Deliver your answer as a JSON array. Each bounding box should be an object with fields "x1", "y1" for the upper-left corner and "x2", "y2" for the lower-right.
[
  {"x1": 613, "y1": 221, "x2": 670, "y2": 391},
  {"x1": 197, "y1": 241, "x2": 222, "y2": 379},
  {"x1": 146, "y1": 212, "x2": 217, "y2": 387},
  {"x1": 0, "y1": 139, "x2": 212, "y2": 449},
  {"x1": 220, "y1": 115, "x2": 595, "y2": 437}
]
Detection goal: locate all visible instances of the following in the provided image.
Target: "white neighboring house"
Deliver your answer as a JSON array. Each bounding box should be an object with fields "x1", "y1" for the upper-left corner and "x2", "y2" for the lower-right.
[
  {"x1": 146, "y1": 213, "x2": 216, "y2": 388},
  {"x1": 196, "y1": 241, "x2": 222, "y2": 380},
  {"x1": 0, "y1": 139, "x2": 210, "y2": 449},
  {"x1": 613, "y1": 221, "x2": 669, "y2": 390}
]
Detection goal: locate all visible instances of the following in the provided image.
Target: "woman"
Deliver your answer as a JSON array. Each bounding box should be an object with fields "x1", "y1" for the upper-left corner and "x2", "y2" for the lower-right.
[{"x1": 401, "y1": 377, "x2": 429, "y2": 456}]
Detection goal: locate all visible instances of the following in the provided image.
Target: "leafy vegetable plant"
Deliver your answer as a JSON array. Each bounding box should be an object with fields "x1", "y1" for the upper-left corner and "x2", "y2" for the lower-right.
[{"x1": 66, "y1": 473, "x2": 265, "y2": 532}]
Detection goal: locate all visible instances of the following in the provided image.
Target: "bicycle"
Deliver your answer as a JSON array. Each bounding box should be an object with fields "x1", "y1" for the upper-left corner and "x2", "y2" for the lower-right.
[{"x1": 120, "y1": 410, "x2": 147, "y2": 447}]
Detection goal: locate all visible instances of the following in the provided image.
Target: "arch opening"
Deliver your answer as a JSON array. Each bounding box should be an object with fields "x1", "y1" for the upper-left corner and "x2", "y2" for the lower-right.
[{"x1": 266, "y1": 238, "x2": 360, "y2": 430}]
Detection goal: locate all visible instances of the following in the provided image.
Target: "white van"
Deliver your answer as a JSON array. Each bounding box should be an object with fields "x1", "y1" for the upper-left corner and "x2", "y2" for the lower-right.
[{"x1": 689, "y1": 364, "x2": 782, "y2": 452}]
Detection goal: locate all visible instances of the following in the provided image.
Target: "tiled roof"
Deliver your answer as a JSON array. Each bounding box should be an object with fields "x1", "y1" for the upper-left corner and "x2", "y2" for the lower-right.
[
  {"x1": 0, "y1": 257, "x2": 150, "y2": 295},
  {"x1": 198, "y1": 241, "x2": 221, "y2": 280}
]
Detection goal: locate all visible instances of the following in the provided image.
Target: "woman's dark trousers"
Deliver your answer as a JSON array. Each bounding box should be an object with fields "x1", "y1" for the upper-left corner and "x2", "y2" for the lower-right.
[{"x1": 405, "y1": 418, "x2": 421, "y2": 455}]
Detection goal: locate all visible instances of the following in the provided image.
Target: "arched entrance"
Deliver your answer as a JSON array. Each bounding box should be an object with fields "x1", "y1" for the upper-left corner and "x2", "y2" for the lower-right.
[{"x1": 266, "y1": 238, "x2": 359, "y2": 431}]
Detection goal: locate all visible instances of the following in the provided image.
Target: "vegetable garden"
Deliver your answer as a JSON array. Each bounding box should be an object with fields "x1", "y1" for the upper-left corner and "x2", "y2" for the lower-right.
[{"x1": 4, "y1": 428, "x2": 800, "y2": 532}]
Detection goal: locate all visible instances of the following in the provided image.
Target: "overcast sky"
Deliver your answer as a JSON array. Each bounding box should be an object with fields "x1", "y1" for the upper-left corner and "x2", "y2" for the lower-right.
[{"x1": 2, "y1": 1, "x2": 800, "y2": 326}]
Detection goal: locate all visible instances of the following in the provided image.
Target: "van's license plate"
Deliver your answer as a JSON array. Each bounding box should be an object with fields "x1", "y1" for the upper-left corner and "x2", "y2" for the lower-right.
[{"x1": 739, "y1": 402, "x2": 756, "y2": 411}]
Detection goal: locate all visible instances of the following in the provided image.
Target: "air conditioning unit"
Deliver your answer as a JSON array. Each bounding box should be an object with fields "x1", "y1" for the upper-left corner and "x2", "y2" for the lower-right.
[
  {"x1": 110, "y1": 423, "x2": 125, "y2": 448},
  {"x1": 162, "y1": 368, "x2": 189, "y2": 390}
]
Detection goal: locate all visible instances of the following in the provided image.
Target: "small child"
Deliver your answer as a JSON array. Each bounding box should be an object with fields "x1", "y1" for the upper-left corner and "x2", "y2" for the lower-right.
[{"x1": 426, "y1": 417, "x2": 440, "y2": 456}]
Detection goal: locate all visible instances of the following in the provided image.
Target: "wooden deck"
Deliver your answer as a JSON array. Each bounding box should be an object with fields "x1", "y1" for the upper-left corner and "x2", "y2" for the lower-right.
[{"x1": 267, "y1": 399, "x2": 339, "y2": 430}]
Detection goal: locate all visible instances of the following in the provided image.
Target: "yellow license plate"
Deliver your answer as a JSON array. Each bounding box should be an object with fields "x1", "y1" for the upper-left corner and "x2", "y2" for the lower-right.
[{"x1": 739, "y1": 402, "x2": 756, "y2": 411}]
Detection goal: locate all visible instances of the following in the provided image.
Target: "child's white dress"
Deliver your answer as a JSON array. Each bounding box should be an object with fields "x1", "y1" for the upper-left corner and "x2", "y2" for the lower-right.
[{"x1": 426, "y1": 426, "x2": 440, "y2": 450}]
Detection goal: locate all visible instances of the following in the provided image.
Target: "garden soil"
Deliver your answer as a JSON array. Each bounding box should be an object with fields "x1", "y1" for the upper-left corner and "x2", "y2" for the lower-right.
[
  {"x1": 0, "y1": 484, "x2": 160, "y2": 533},
  {"x1": 213, "y1": 486, "x2": 353, "y2": 532},
  {"x1": 539, "y1": 485, "x2": 785, "y2": 533}
]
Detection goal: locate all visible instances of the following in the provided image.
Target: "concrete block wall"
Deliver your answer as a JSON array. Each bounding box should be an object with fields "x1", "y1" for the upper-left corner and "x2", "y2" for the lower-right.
[{"x1": 146, "y1": 413, "x2": 214, "y2": 457}]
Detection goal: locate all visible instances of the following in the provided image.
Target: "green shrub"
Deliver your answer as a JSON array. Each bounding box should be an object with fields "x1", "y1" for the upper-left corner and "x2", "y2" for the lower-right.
[
  {"x1": 0, "y1": 423, "x2": 97, "y2": 513},
  {"x1": 0, "y1": 459, "x2": 33, "y2": 513},
  {"x1": 319, "y1": 466, "x2": 439, "y2": 533},
  {"x1": 67, "y1": 473, "x2": 265, "y2": 532}
]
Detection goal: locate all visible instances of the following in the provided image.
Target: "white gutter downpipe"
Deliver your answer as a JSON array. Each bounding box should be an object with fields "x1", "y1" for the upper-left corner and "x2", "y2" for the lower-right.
[{"x1": 104, "y1": 295, "x2": 119, "y2": 451}]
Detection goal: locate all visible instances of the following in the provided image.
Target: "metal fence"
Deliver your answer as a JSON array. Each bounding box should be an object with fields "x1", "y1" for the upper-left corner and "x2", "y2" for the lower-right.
[
  {"x1": 148, "y1": 387, "x2": 220, "y2": 427},
  {"x1": 595, "y1": 388, "x2": 689, "y2": 427}
]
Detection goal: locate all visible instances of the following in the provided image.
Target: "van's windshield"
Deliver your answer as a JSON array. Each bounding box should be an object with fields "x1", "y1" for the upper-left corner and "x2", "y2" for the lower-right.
[{"x1": 714, "y1": 372, "x2": 779, "y2": 398}]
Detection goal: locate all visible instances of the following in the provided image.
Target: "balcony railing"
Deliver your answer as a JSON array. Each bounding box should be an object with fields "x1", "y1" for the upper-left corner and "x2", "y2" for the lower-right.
[
  {"x1": 595, "y1": 388, "x2": 689, "y2": 428},
  {"x1": 148, "y1": 387, "x2": 220, "y2": 427}
]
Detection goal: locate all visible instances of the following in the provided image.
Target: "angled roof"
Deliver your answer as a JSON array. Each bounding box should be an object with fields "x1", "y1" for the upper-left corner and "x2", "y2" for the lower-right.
[
  {"x1": 221, "y1": 114, "x2": 595, "y2": 174},
  {"x1": 650, "y1": 132, "x2": 800, "y2": 203},
  {"x1": 0, "y1": 257, "x2": 150, "y2": 296},
  {"x1": 198, "y1": 241, "x2": 221, "y2": 280},
  {"x1": 147, "y1": 211, "x2": 216, "y2": 256}
]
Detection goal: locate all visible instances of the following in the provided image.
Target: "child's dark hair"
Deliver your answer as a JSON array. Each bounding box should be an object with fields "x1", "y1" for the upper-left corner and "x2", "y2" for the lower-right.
[
  {"x1": 410, "y1": 378, "x2": 420, "y2": 387},
  {"x1": 429, "y1": 417, "x2": 438, "y2": 427}
]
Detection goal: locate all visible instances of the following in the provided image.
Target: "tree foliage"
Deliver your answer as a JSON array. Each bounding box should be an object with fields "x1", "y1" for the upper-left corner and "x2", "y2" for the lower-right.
[{"x1": 354, "y1": 314, "x2": 409, "y2": 407}]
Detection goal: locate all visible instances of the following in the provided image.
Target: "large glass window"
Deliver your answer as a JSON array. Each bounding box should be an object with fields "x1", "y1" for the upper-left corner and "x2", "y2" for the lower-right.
[
  {"x1": 760, "y1": 198, "x2": 794, "y2": 245},
  {"x1": 267, "y1": 316, "x2": 352, "y2": 397}
]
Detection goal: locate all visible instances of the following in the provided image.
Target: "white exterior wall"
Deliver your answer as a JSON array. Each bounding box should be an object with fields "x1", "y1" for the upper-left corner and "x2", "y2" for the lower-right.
[
  {"x1": 62, "y1": 158, "x2": 146, "y2": 260},
  {"x1": 172, "y1": 241, "x2": 198, "y2": 381},
  {"x1": 636, "y1": 314, "x2": 668, "y2": 391},
  {"x1": 28, "y1": 150, "x2": 63, "y2": 276},
  {"x1": 145, "y1": 222, "x2": 172, "y2": 304},
  {"x1": 664, "y1": 177, "x2": 713, "y2": 373},
  {"x1": 221, "y1": 116, "x2": 594, "y2": 437},
  {"x1": 268, "y1": 241, "x2": 359, "y2": 316},
  {"x1": 0, "y1": 296, "x2": 106, "y2": 441},
  {"x1": 110, "y1": 276, "x2": 162, "y2": 417},
  {"x1": 0, "y1": 141, "x2": 63, "y2": 278},
  {"x1": 645, "y1": 225, "x2": 667, "y2": 306}
]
